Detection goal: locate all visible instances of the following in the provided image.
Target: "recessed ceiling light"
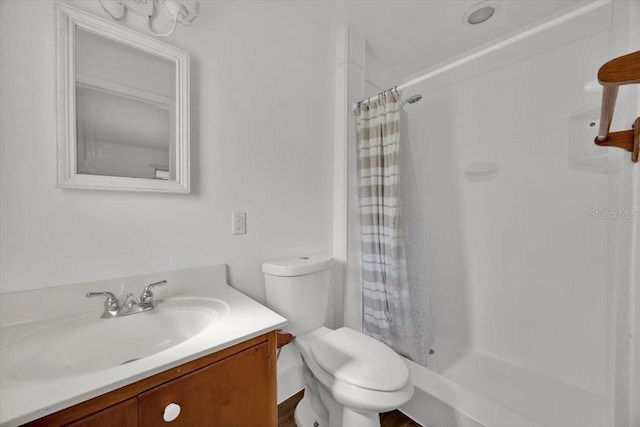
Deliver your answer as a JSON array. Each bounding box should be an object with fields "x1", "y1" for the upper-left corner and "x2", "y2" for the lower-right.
[{"x1": 463, "y1": 1, "x2": 500, "y2": 25}]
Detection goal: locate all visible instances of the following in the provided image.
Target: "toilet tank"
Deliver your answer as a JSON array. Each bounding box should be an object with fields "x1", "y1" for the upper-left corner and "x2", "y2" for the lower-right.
[{"x1": 262, "y1": 255, "x2": 332, "y2": 337}]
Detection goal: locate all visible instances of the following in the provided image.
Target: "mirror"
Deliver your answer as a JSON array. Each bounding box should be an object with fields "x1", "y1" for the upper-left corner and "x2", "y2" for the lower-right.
[{"x1": 56, "y1": 3, "x2": 190, "y2": 193}]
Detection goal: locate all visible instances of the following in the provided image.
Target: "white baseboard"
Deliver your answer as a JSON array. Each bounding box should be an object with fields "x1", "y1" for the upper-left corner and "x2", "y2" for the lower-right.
[{"x1": 277, "y1": 359, "x2": 304, "y2": 404}]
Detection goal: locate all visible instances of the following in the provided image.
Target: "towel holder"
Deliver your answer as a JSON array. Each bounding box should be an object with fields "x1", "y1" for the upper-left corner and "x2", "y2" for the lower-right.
[{"x1": 593, "y1": 51, "x2": 640, "y2": 163}]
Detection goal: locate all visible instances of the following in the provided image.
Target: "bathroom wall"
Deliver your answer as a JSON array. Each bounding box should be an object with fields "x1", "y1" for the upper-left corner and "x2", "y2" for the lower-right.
[
  {"x1": 606, "y1": 1, "x2": 640, "y2": 425},
  {"x1": 0, "y1": 1, "x2": 335, "y2": 301},
  {"x1": 333, "y1": 28, "x2": 364, "y2": 333},
  {"x1": 364, "y1": 48, "x2": 401, "y2": 99}
]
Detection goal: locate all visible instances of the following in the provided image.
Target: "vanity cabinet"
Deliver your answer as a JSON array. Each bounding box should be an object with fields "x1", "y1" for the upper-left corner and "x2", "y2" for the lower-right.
[
  {"x1": 138, "y1": 341, "x2": 271, "y2": 426},
  {"x1": 24, "y1": 332, "x2": 277, "y2": 427}
]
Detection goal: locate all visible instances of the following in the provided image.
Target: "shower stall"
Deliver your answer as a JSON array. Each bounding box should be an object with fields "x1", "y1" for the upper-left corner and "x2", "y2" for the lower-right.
[{"x1": 342, "y1": 1, "x2": 639, "y2": 426}]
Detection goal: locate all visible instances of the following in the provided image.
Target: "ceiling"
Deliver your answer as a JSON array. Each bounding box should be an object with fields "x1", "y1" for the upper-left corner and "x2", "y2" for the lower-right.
[{"x1": 286, "y1": 0, "x2": 590, "y2": 78}]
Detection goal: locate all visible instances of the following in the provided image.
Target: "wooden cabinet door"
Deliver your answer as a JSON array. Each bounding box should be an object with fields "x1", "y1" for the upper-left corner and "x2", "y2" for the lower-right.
[
  {"x1": 138, "y1": 342, "x2": 275, "y2": 427},
  {"x1": 65, "y1": 398, "x2": 137, "y2": 427}
]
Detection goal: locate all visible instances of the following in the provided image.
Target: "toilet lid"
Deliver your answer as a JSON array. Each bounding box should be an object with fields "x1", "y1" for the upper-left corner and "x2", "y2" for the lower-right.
[{"x1": 309, "y1": 327, "x2": 410, "y2": 392}]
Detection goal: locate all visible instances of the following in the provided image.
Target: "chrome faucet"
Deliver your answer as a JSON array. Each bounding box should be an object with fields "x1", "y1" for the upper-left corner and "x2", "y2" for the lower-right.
[
  {"x1": 86, "y1": 291, "x2": 120, "y2": 318},
  {"x1": 140, "y1": 280, "x2": 167, "y2": 310},
  {"x1": 86, "y1": 280, "x2": 167, "y2": 318},
  {"x1": 118, "y1": 293, "x2": 144, "y2": 316}
]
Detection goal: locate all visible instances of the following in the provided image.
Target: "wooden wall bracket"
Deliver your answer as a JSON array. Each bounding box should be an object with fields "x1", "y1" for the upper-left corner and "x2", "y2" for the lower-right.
[
  {"x1": 276, "y1": 331, "x2": 293, "y2": 349},
  {"x1": 594, "y1": 51, "x2": 640, "y2": 163},
  {"x1": 595, "y1": 117, "x2": 640, "y2": 163}
]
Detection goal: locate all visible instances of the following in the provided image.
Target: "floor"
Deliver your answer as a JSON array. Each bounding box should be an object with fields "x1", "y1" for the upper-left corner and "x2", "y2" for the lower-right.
[{"x1": 278, "y1": 391, "x2": 421, "y2": 427}]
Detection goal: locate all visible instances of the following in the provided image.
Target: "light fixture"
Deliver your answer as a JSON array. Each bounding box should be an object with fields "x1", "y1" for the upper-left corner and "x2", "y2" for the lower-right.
[
  {"x1": 98, "y1": 0, "x2": 199, "y2": 37},
  {"x1": 462, "y1": 1, "x2": 500, "y2": 25}
]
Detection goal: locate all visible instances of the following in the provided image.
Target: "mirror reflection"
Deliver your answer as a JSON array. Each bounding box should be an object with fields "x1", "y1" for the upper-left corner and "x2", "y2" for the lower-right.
[{"x1": 74, "y1": 27, "x2": 176, "y2": 180}]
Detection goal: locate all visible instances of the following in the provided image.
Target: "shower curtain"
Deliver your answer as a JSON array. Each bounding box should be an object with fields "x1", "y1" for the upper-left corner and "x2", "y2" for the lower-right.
[{"x1": 354, "y1": 88, "x2": 434, "y2": 366}]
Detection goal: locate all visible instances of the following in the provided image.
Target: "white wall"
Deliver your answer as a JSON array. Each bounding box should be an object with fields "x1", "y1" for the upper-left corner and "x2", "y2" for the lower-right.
[
  {"x1": 334, "y1": 28, "x2": 366, "y2": 332},
  {"x1": 605, "y1": 1, "x2": 640, "y2": 425},
  {"x1": 406, "y1": 27, "x2": 613, "y2": 396},
  {"x1": 0, "y1": 0, "x2": 335, "y2": 302},
  {"x1": 364, "y1": 47, "x2": 401, "y2": 99}
]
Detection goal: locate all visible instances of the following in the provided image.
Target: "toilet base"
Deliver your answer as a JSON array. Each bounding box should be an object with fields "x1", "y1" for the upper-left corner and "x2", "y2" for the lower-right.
[
  {"x1": 294, "y1": 395, "x2": 327, "y2": 427},
  {"x1": 294, "y1": 393, "x2": 381, "y2": 427},
  {"x1": 317, "y1": 385, "x2": 381, "y2": 427}
]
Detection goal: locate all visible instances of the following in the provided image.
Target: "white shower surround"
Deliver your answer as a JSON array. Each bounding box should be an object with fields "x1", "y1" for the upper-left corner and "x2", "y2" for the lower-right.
[{"x1": 342, "y1": 1, "x2": 639, "y2": 426}]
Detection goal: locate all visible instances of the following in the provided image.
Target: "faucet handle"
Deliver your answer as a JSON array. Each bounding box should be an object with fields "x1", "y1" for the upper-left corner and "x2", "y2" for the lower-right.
[
  {"x1": 140, "y1": 280, "x2": 167, "y2": 307},
  {"x1": 86, "y1": 291, "x2": 120, "y2": 317}
]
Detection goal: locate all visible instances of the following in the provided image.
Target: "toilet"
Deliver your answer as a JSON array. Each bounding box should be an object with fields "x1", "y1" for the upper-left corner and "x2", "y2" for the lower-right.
[{"x1": 263, "y1": 255, "x2": 414, "y2": 427}]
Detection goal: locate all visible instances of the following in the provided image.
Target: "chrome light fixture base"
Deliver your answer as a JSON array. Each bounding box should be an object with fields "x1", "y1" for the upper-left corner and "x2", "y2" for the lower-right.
[{"x1": 98, "y1": 0, "x2": 200, "y2": 37}]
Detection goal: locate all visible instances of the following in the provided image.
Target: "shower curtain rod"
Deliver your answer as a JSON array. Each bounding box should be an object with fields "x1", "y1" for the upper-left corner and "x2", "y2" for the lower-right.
[{"x1": 352, "y1": 0, "x2": 608, "y2": 109}]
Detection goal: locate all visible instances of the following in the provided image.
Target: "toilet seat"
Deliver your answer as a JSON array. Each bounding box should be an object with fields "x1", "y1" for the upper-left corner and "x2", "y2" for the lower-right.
[
  {"x1": 295, "y1": 327, "x2": 414, "y2": 413},
  {"x1": 294, "y1": 326, "x2": 413, "y2": 412},
  {"x1": 309, "y1": 327, "x2": 410, "y2": 392}
]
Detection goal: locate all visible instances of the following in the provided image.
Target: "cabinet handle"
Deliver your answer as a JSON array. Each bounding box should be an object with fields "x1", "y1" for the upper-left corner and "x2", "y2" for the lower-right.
[{"x1": 163, "y1": 403, "x2": 181, "y2": 422}]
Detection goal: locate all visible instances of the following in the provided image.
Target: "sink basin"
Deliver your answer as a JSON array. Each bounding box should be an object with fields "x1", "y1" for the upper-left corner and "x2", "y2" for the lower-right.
[{"x1": 0, "y1": 297, "x2": 229, "y2": 382}]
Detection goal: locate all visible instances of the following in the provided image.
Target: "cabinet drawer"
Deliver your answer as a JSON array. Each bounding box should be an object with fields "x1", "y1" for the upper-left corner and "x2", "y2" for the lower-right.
[
  {"x1": 65, "y1": 398, "x2": 137, "y2": 427},
  {"x1": 138, "y1": 342, "x2": 274, "y2": 427}
]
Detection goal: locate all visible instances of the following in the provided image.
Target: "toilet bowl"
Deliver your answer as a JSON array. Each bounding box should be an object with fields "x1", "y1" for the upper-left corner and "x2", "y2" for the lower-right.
[{"x1": 263, "y1": 255, "x2": 414, "y2": 427}]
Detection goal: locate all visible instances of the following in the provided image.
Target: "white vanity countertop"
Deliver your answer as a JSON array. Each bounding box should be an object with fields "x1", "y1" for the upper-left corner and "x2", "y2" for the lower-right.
[{"x1": 0, "y1": 265, "x2": 287, "y2": 427}]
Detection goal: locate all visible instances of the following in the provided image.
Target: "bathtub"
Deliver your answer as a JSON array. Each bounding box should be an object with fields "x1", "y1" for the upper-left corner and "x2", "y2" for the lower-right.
[{"x1": 399, "y1": 337, "x2": 607, "y2": 427}]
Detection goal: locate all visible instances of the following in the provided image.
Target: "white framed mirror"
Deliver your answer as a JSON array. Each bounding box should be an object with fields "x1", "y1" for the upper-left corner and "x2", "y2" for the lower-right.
[{"x1": 56, "y1": 3, "x2": 190, "y2": 193}]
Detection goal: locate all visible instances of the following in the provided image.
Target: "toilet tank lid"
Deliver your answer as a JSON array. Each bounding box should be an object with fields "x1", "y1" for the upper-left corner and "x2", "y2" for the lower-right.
[{"x1": 262, "y1": 255, "x2": 332, "y2": 277}]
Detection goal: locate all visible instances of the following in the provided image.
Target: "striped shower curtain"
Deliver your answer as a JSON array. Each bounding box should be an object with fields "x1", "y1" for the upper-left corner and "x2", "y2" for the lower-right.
[{"x1": 354, "y1": 88, "x2": 433, "y2": 366}]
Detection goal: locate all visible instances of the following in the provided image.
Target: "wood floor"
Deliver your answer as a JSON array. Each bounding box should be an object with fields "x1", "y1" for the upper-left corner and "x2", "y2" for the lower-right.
[{"x1": 278, "y1": 391, "x2": 421, "y2": 427}]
